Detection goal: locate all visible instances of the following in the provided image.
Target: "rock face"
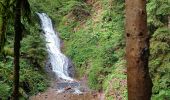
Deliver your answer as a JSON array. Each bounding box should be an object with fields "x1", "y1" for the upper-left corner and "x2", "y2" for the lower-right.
[
  {"x1": 67, "y1": 58, "x2": 75, "y2": 78},
  {"x1": 45, "y1": 58, "x2": 56, "y2": 80}
]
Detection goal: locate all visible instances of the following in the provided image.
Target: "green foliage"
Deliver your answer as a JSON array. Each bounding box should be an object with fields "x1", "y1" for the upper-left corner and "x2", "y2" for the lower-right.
[
  {"x1": 59, "y1": 0, "x2": 90, "y2": 19},
  {"x1": 0, "y1": 56, "x2": 48, "y2": 99},
  {"x1": 0, "y1": 0, "x2": 32, "y2": 52},
  {"x1": 58, "y1": 0, "x2": 125, "y2": 93},
  {"x1": 152, "y1": 89, "x2": 170, "y2": 100},
  {"x1": 30, "y1": 0, "x2": 90, "y2": 27},
  {"x1": 147, "y1": 0, "x2": 170, "y2": 28},
  {"x1": 147, "y1": 0, "x2": 170, "y2": 99},
  {"x1": 0, "y1": 13, "x2": 48, "y2": 98},
  {"x1": 0, "y1": 82, "x2": 11, "y2": 99},
  {"x1": 21, "y1": 23, "x2": 47, "y2": 68},
  {"x1": 103, "y1": 60, "x2": 127, "y2": 100},
  {"x1": 149, "y1": 28, "x2": 170, "y2": 99}
]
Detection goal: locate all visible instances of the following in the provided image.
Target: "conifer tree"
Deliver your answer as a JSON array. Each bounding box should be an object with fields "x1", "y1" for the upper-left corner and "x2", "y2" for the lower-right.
[
  {"x1": 125, "y1": 0, "x2": 153, "y2": 99},
  {"x1": 12, "y1": 0, "x2": 31, "y2": 99}
]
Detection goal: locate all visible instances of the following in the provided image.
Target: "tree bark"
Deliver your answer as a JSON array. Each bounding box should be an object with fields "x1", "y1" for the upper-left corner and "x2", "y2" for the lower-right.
[
  {"x1": 168, "y1": 16, "x2": 170, "y2": 29},
  {"x1": 12, "y1": 0, "x2": 22, "y2": 99},
  {"x1": 125, "y1": 0, "x2": 153, "y2": 100}
]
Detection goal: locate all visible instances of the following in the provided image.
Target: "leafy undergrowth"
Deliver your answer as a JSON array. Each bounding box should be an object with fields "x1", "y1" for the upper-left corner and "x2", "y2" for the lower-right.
[
  {"x1": 0, "y1": 19, "x2": 49, "y2": 99},
  {"x1": 103, "y1": 59, "x2": 127, "y2": 100},
  {"x1": 147, "y1": 0, "x2": 170, "y2": 99},
  {"x1": 57, "y1": 0, "x2": 127, "y2": 99}
]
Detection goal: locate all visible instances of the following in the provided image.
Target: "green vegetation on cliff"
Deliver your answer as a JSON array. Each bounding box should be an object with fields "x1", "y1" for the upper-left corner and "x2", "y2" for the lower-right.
[{"x1": 0, "y1": 0, "x2": 169, "y2": 99}]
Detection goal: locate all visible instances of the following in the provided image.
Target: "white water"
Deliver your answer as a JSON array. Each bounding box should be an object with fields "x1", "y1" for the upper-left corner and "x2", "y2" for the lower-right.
[{"x1": 37, "y1": 13, "x2": 73, "y2": 81}]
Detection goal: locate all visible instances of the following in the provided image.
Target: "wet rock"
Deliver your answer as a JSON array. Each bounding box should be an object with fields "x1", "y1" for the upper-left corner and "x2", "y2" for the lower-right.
[
  {"x1": 22, "y1": 81, "x2": 30, "y2": 93},
  {"x1": 56, "y1": 82, "x2": 80, "y2": 90},
  {"x1": 64, "y1": 86, "x2": 72, "y2": 91},
  {"x1": 67, "y1": 58, "x2": 75, "y2": 77}
]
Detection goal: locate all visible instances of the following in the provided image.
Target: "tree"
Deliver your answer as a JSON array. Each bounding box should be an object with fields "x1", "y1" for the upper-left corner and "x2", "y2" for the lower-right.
[
  {"x1": 11, "y1": 0, "x2": 31, "y2": 99},
  {"x1": 168, "y1": 16, "x2": 170, "y2": 28},
  {"x1": 12, "y1": 0, "x2": 22, "y2": 99},
  {"x1": 125, "y1": 0, "x2": 153, "y2": 100}
]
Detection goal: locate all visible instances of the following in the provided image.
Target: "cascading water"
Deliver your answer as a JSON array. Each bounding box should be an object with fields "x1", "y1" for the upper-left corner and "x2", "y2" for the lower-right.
[{"x1": 37, "y1": 13, "x2": 73, "y2": 81}]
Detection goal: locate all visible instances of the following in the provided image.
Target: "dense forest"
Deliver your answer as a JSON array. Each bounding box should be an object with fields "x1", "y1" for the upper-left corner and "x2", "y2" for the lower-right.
[{"x1": 0, "y1": 0, "x2": 170, "y2": 100}]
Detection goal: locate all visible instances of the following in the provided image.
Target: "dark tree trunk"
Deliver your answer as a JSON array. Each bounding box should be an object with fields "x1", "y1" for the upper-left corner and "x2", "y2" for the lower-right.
[
  {"x1": 125, "y1": 0, "x2": 153, "y2": 100},
  {"x1": 12, "y1": 0, "x2": 22, "y2": 99},
  {"x1": 0, "y1": 13, "x2": 7, "y2": 52},
  {"x1": 168, "y1": 16, "x2": 170, "y2": 29}
]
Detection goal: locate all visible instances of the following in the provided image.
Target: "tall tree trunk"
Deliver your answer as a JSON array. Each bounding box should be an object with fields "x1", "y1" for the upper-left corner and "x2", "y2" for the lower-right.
[
  {"x1": 125, "y1": 0, "x2": 153, "y2": 100},
  {"x1": 0, "y1": 11, "x2": 7, "y2": 52},
  {"x1": 168, "y1": 16, "x2": 170, "y2": 29},
  {"x1": 12, "y1": 0, "x2": 22, "y2": 99}
]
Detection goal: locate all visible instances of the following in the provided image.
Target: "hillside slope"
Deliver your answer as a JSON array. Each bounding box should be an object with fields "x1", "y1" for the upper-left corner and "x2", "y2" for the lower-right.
[{"x1": 30, "y1": 0, "x2": 170, "y2": 99}]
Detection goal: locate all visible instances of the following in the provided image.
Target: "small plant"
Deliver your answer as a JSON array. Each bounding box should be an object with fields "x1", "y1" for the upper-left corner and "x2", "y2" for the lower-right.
[{"x1": 0, "y1": 83, "x2": 11, "y2": 99}]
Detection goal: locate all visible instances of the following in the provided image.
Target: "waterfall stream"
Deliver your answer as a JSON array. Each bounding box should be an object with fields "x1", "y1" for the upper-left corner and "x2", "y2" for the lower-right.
[{"x1": 37, "y1": 13, "x2": 73, "y2": 81}]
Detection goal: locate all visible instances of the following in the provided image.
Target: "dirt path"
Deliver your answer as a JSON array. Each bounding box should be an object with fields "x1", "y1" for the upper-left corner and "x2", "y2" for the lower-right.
[
  {"x1": 30, "y1": 76, "x2": 105, "y2": 100},
  {"x1": 30, "y1": 87, "x2": 104, "y2": 100}
]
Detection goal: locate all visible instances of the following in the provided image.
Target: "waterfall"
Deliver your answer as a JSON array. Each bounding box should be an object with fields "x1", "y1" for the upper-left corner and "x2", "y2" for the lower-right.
[{"x1": 37, "y1": 13, "x2": 73, "y2": 81}]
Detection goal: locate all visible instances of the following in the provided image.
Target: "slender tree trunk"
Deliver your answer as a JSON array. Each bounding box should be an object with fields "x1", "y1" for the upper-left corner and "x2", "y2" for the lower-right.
[
  {"x1": 0, "y1": 12, "x2": 7, "y2": 52},
  {"x1": 125, "y1": 0, "x2": 153, "y2": 100},
  {"x1": 12, "y1": 0, "x2": 22, "y2": 99},
  {"x1": 168, "y1": 16, "x2": 170, "y2": 29}
]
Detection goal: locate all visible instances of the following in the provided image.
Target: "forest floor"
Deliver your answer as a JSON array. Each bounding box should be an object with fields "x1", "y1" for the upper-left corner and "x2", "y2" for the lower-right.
[
  {"x1": 30, "y1": 76, "x2": 105, "y2": 100},
  {"x1": 30, "y1": 88, "x2": 104, "y2": 100}
]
